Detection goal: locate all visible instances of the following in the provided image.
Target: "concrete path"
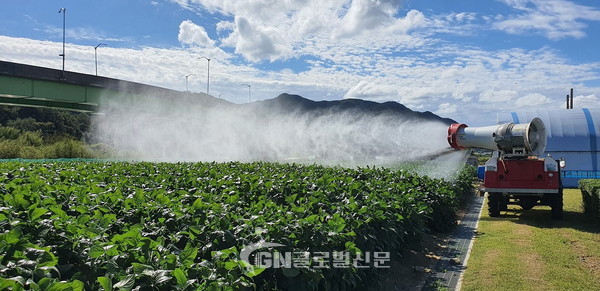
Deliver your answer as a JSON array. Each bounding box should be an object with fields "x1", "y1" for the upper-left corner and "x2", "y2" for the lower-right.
[{"x1": 425, "y1": 195, "x2": 485, "y2": 290}]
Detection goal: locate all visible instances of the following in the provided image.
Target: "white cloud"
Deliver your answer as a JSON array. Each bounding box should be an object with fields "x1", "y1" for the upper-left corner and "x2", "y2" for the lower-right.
[
  {"x1": 335, "y1": 0, "x2": 404, "y2": 38},
  {"x1": 343, "y1": 79, "x2": 397, "y2": 100},
  {"x1": 219, "y1": 16, "x2": 291, "y2": 62},
  {"x1": 3, "y1": 0, "x2": 600, "y2": 127},
  {"x1": 479, "y1": 90, "x2": 519, "y2": 103},
  {"x1": 43, "y1": 25, "x2": 129, "y2": 42},
  {"x1": 426, "y1": 12, "x2": 480, "y2": 35},
  {"x1": 173, "y1": 0, "x2": 425, "y2": 62},
  {"x1": 495, "y1": 0, "x2": 600, "y2": 39},
  {"x1": 178, "y1": 20, "x2": 215, "y2": 48},
  {"x1": 515, "y1": 93, "x2": 550, "y2": 106},
  {"x1": 386, "y1": 10, "x2": 426, "y2": 35},
  {"x1": 573, "y1": 94, "x2": 600, "y2": 108},
  {"x1": 436, "y1": 103, "x2": 458, "y2": 116}
]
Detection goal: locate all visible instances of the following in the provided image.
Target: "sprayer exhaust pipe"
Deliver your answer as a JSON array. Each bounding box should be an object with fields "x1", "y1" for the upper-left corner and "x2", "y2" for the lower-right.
[{"x1": 447, "y1": 118, "x2": 547, "y2": 155}]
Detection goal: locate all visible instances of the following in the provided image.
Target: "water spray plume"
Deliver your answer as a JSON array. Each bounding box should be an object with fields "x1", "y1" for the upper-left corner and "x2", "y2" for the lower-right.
[{"x1": 93, "y1": 92, "x2": 466, "y2": 179}]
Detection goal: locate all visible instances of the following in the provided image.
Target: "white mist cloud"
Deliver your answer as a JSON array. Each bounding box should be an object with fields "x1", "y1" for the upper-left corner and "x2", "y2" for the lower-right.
[{"x1": 95, "y1": 98, "x2": 452, "y2": 167}]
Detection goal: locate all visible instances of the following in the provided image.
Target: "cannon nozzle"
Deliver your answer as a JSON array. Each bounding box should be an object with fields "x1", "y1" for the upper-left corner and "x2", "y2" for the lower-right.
[{"x1": 447, "y1": 118, "x2": 547, "y2": 156}]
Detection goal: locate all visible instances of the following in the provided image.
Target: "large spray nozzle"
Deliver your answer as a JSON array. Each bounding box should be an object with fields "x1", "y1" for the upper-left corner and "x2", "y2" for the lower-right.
[{"x1": 447, "y1": 117, "x2": 547, "y2": 156}]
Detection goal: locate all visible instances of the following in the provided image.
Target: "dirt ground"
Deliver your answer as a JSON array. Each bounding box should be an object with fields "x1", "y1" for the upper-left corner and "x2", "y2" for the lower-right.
[
  {"x1": 374, "y1": 234, "x2": 448, "y2": 290},
  {"x1": 373, "y1": 196, "x2": 475, "y2": 290}
]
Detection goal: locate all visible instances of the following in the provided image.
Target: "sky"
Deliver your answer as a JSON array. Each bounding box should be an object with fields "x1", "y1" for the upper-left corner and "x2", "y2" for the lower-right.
[{"x1": 1, "y1": 0, "x2": 600, "y2": 126}]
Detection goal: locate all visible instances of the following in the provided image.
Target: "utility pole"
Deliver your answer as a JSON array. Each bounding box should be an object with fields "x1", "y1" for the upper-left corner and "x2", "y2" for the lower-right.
[
  {"x1": 185, "y1": 74, "x2": 195, "y2": 92},
  {"x1": 199, "y1": 57, "x2": 211, "y2": 95},
  {"x1": 59, "y1": 8, "x2": 66, "y2": 79},
  {"x1": 94, "y1": 43, "x2": 107, "y2": 76}
]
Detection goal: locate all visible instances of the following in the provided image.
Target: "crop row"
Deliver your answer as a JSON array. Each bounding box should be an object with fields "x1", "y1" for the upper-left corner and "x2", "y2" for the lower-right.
[{"x1": 0, "y1": 161, "x2": 474, "y2": 290}]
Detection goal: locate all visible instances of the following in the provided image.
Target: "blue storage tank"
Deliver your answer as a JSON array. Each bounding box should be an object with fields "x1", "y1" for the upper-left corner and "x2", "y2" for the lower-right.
[
  {"x1": 477, "y1": 165, "x2": 485, "y2": 180},
  {"x1": 495, "y1": 108, "x2": 599, "y2": 188}
]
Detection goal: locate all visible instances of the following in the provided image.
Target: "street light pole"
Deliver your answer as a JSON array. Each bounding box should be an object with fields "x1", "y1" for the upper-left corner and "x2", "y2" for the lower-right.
[
  {"x1": 59, "y1": 8, "x2": 66, "y2": 79},
  {"x1": 185, "y1": 74, "x2": 195, "y2": 92},
  {"x1": 94, "y1": 43, "x2": 107, "y2": 76},
  {"x1": 199, "y1": 57, "x2": 210, "y2": 95},
  {"x1": 241, "y1": 83, "x2": 251, "y2": 103}
]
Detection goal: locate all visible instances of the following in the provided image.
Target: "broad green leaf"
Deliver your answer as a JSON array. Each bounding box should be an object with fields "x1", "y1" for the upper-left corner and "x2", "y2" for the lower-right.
[
  {"x1": 327, "y1": 214, "x2": 346, "y2": 232},
  {"x1": 180, "y1": 244, "x2": 198, "y2": 265},
  {"x1": 191, "y1": 198, "x2": 205, "y2": 210},
  {"x1": 142, "y1": 270, "x2": 171, "y2": 285},
  {"x1": 70, "y1": 280, "x2": 84, "y2": 291},
  {"x1": 29, "y1": 208, "x2": 48, "y2": 221},
  {"x1": 36, "y1": 277, "x2": 53, "y2": 290},
  {"x1": 244, "y1": 265, "x2": 266, "y2": 278},
  {"x1": 0, "y1": 277, "x2": 23, "y2": 291},
  {"x1": 89, "y1": 244, "x2": 104, "y2": 259},
  {"x1": 113, "y1": 275, "x2": 135, "y2": 290},
  {"x1": 97, "y1": 277, "x2": 113, "y2": 291},
  {"x1": 46, "y1": 280, "x2": 82, "y2": 291},
  {"x1": 1, "y1": 228, "x2": 22, "y2": 245},
  {"x1": 224, "y1": 261, "x2": 237, "y2": 270},
  {"x1": 285, "y1": 194, "x2": 298, "y2": 204},
  {"x1": 13, "y1": 193, "x2": 30, "y2": 210},
  {"x1": 49, "y1": 206, "x2": 68, "y2": 220},
  {"x1": 171, "y1": 268, "x2": 187, "y2": 286},
  {"x1": 132, "y1": 263, "x2": 153, "y2": 273}
]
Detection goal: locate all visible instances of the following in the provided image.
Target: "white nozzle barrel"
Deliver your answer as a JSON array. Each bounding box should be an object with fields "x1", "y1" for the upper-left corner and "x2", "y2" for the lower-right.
[{"x1": 447, "y1": 117, "x2": 547, "y2": 155}]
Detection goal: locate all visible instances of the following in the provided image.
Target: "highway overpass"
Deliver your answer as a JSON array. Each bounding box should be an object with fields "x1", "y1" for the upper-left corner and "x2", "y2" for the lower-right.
[{"x1": 0, "y1": 60, "x2": 221, "y2": 112}]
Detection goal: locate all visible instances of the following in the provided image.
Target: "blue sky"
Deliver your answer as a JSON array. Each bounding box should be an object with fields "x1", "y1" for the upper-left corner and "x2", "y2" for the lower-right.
[{"x1": 1, "y1": 0, "x2": 599, "y2": 125}]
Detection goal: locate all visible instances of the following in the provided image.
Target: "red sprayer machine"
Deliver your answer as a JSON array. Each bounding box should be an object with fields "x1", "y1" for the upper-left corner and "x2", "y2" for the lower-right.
[{"x1": 447, "y1": 118, "x2": 563, "y2": 219}]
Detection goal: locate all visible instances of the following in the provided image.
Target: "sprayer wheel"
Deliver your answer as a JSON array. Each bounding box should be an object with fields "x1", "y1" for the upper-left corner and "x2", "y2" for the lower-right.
[
  {"x1": 551, "y1": 189, "x2": 564, "y2": 220},
  {"x1": 500, "y1": 195, "x2": 509, "y2": 211},
  {"x1": 488, "y1": 192, "x2": 501, "y2": 217}
]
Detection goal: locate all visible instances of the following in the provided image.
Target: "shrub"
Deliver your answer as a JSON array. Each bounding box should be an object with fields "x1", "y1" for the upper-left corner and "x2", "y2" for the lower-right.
[
  {"x1": 42, "y1": 139, "x2": 92, "y2": 159},
  {"x1": 426, "y1": 165, "x2": 476, "y2": 233},
  {"x1": 6, "y1": 117, "x2": 53, "y2": 133},
  {"x1": 579, "y1": 179, "x2": 600, "y2": 224},
  {"x1": 0, "y1": 140, "x2": 21, "y2": 158},
  {"x1": 0, "y1": 126, "x2": 21, "y2": 140},
  {"x1": 17, "y1": 130, "x2": 44, "y2": 147},
  {"x1": 88, "y1": 143, "x2": 116, "y2": 158}
]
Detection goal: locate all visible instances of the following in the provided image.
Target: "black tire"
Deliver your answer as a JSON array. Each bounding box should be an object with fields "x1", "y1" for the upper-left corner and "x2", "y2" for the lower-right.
[
  {"x1": 488, "y1": 192, "x2": 501, "y2": 217},
  {"x1": 551, "y1": 189, "x2": 564, "y2": 220},
  {"x1": 500, "y1": 195, "x2": 509, "y2": 211}
]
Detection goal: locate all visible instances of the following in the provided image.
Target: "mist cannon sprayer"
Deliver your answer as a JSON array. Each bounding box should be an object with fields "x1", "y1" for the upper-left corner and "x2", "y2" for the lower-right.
[
  {"x1": 447, "y1": 117, "x2": 547, "y2": 156},
  {"x1": 447, "y1": 118, "x2": 563, "y2": 219}
]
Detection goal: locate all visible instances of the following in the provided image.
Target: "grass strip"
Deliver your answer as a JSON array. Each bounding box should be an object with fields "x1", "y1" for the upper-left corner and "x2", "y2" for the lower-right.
[{"x1": 462, "y1": 189, "x2": 600, "y2": 290}]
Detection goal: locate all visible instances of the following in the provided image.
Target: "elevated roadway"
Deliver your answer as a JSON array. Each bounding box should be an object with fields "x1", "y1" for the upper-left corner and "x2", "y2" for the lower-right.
[{"x1": 0, "y1": 60, "x2": 219, "y2": 112}]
